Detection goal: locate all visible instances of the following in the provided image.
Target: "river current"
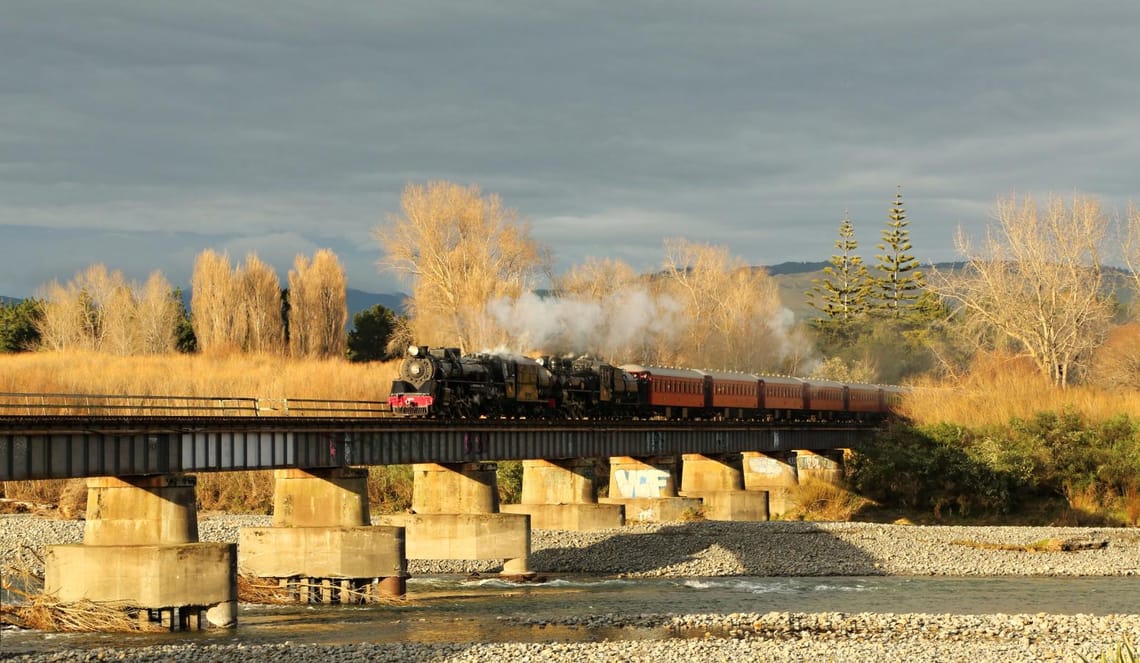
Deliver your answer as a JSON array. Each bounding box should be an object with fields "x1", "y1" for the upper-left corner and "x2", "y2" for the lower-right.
[{"x1": 4, "y1": 574, "x2": 1140, "y2": 655}]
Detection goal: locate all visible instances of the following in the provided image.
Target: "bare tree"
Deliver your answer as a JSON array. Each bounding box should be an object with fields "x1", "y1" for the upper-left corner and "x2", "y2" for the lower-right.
[
  {"x1": 237, "y1": 254, "x2": 284, "y2": 354},
  {"x1": 36, "y1": 279, "x2": 92, "y2": 352},
  {"x1": 135, "y1": 272, "x2": 180, "y2": 355},
  {"x1": 288, "y1": 249, "x2": 347, "y2": 359},
  {"x1": 553, "y1": 257, "x2": 662, "y2": 361},
  {"x1": 101, "y1": 280, "x2": 137, "y2": 356},
  {"x1": 557, "y1": 257, "x2": 638, "y2": 301},
  {"x1": 659, "y1": 238, "x2": 788, "y2": 371},
  {"x1": 931, "y1": 193, "x2": 1113, "y2": 387},
  {"x1": 35, "y1": 265, "x2": 178, "y2": 355},
  {"x1": 376, "y1": 181, "x2": 550, "y2": 352},
  {"x1": 1090, "y1": 323, "x2": 1140, "y2": 390},
  {"x1": 37, "y1": 265, "x2": 122, "y2": 353},
  {"x1": 191, "y1": 250, "x2": 242, "y2": 354}
]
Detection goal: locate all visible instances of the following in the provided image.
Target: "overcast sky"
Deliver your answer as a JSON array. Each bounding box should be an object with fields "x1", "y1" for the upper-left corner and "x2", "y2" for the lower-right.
[{"x1": 3, "y1": 1, "x2": 1139, "y2": 298}]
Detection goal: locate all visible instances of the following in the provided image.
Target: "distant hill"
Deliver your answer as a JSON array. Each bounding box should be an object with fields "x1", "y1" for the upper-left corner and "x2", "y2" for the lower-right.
[
  {"x1": 0, "y1": 295, "x2": 19, "y2": 306},
  {"x1": 346, "y1": 289, "x2": 407, "y2": 318},
  {"x1": 766, "y1": 261, "x2": 829, "y2": 276}
]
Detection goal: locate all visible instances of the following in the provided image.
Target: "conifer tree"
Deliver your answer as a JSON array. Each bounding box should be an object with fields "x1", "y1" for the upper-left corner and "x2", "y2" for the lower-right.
[
  {"x1": 807, "y1": 211, "x2": 872, "y2": 322},
  {"x1": 872, "y1": 187, "x2": 924, "y2": 318}
]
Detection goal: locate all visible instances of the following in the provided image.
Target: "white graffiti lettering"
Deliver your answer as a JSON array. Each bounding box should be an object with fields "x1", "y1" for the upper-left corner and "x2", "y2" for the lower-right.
[{"x1": 613, "y1": 469, "x2": 670, "y2": 498}]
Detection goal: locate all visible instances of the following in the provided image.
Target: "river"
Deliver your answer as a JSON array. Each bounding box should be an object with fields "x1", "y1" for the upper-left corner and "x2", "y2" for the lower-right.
[{"x1": 4, "y1": 574, "x2": 1140, "y2": 656}]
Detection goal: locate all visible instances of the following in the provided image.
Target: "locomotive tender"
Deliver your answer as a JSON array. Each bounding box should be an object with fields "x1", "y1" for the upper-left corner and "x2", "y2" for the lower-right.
[{"x1": 387, "y1": 345, "x2": 902, "y2": 421}]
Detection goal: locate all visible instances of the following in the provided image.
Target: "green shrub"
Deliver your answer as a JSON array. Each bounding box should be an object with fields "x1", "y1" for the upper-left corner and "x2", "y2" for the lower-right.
[{"x1": 853, "y1": 412, "x2": 1140, "y2": 522}]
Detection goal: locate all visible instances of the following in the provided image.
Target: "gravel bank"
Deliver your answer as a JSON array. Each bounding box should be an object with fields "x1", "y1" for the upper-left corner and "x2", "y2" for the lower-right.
[
  {"x1": 4, "y1": 514, "x2": 1140, "y2": 661},
  {"x1": 5, "y1": 514, "x2": 1140, "y2": 577}
]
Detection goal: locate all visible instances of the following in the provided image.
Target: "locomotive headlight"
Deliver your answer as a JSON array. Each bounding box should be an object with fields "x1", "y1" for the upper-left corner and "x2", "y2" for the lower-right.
[{"x1": 408, "y1": 345, "x2": 420, "y2": 357}]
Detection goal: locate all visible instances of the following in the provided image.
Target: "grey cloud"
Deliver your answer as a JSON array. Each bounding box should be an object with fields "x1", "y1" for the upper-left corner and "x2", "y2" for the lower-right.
[{"x1": 3, "y1": 1, "x2": 1140, "y2": 297}]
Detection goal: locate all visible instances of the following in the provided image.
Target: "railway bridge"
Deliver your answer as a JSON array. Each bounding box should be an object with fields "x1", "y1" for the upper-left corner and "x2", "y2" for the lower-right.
[{"x1": 0, "y1": 393, "x2": 877, "y2": 630}]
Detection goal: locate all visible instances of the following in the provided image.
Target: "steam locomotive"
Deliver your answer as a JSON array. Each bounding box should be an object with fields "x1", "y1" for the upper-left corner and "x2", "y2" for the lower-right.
[{"x1": 387, "y1": 345, "x2": 904, "y2": 421}]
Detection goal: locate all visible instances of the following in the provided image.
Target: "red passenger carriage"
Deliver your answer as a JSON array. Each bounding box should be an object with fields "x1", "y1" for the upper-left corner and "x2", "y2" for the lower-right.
[{"x1": 621, "y1": 365, "x2": 708, "y2": 418}]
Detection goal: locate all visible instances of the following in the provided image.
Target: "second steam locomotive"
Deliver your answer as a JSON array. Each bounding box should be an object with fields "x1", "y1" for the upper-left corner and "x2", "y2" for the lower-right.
[{"x1": 387, "y1": 345, "x2": 903, "y2": 422}]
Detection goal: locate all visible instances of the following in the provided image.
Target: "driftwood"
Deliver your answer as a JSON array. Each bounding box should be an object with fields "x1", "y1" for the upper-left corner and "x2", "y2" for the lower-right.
[
  {"x1": 951, "y1": 537, "x2": 1110, "y2": 552},
  {"x1": 1, "y1": 546, "x2": 163, "y2": 632}
]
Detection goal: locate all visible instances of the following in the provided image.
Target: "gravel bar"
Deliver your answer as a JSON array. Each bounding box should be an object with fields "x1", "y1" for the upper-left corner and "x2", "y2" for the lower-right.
[{"x1": 4, "y1": 514, "x2": 1140, "y2": 661}]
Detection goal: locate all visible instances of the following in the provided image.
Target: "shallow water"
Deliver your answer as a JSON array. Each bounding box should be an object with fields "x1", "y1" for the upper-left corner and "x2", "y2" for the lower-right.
[{"x1": 4, "y1": 574, "x2": 1140, "y2": 654}]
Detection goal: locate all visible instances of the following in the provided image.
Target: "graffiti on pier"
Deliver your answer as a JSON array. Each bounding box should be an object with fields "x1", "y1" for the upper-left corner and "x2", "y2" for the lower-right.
[
  {"x1": 746, "y1": 455, "x2": 797, "y2": 480},
  {"x1": 795, "y1": 453, "x2": 840, "y2": 471},
  {"x1": 613, "y1": 468, "x2": 670, "y2": 498}
]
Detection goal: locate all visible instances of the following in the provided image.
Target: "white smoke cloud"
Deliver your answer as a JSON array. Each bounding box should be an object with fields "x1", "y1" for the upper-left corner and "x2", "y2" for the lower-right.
[
  {"x1": 487, "y1": 287, "x2": 683, "y2": 360},
  {"x1": 488, "y1": 291, "x2": 818, "y2": 374}
]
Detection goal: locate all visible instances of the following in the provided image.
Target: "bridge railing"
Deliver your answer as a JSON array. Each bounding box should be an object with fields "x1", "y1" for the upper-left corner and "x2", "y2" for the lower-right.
[
  {"x1": 255, "y1": 398, "x2": 391, "y2": 417},
  {"x1": 0, "y1": 392, "x2": 261, "y2": 417},
  {"x1": 0, "y1": 393, "x2": 394, "y2": 418}
]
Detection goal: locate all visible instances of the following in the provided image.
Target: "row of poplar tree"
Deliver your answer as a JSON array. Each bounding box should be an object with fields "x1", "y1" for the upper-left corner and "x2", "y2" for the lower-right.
[{"x1": 1, "y1": 249, "x2": 352, "y2": 359}]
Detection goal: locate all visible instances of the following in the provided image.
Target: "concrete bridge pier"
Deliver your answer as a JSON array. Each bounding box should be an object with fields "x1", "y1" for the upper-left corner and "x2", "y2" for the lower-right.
[
  {"x1": 679, "y1": 454, "x2": 769, "y2": 521},
  {"x1": 741, "y1": 451, "x2": 798, "y2": 517},
  {"x1": 43, "y1": 474, "x2": 237, "y2": 630},
  {"x1": 795, "y1": 450, "x2": 847, "y2": 484},
  {"x1": 600, "y1": 456, "x2": 702, "y2": 523},
  {"x1": 378, "y1": 463, "x2": 532, "y2": 578},
  {"x1": 501, "y1": 459, "x2": 624, "y2": 530},
  {"x1": 238, "y1": 468, "x2": 407, "y2": 602}
]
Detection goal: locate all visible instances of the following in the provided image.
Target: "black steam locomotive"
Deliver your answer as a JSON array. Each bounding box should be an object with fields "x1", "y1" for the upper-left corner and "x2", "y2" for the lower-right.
[{"x1": 387, "y1": 345, "x2": 904, "y2": 421}]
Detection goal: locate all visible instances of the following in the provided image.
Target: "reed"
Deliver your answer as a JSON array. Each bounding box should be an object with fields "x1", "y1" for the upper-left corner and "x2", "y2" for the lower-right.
[
  {"x1": 901, "y1": 352, "x2": 1140, "y2": 428},
  {"x1": 788, "y1": 477, "x2": 868, "y2": 521},
  {"x1": 0, "y1": 352, "x2": 403, "y2": 511},
  {"x1": 1081, "y1": 639, "x2": 1138, "y2": 663},
  {"x1": 0, "y1": 350, "x2": 399, "y2": 401}
]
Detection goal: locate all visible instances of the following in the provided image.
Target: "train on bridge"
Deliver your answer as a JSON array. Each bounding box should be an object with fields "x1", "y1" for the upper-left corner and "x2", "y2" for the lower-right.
[{"x1": 387, "y1": 345, "x2": 904, "y2": 422}]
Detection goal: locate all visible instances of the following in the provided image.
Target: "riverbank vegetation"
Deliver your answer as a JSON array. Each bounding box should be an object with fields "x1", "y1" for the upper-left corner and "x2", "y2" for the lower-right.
[{"x1": 847, "y1": 355, "x2": 1140, "y2": 526}]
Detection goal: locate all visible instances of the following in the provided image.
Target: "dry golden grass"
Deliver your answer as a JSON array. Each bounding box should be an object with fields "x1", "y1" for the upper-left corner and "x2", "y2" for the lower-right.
[
  {"x1": 787, "y1": 478, "x2": 868, "y2": 521},
  {"x1": 1, "y1": 352, "x2": 403, "y2": 512},
  {"x1": 901, "y1": 353, "x2": 1140, "y2": 428},
  {"x1": 0, "y1": 350, "x2": 400, "y2": 401},
  {"x1": 1124, "y1": 486, "x2": 1140, "y2": 527}
]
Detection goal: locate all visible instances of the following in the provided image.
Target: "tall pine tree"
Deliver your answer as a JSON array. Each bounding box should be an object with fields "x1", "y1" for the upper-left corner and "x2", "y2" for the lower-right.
[
  {"x1": 807, "y1": 211, "x2": 872, "y2": 322},
  {"x1": 872, "y1": 187, "x2": 924, "y2": 318}
]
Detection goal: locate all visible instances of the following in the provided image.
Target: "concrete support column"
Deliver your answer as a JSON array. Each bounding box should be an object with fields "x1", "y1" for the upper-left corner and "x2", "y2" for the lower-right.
[
  {"x1": 600, "y1": 456, "x2": 701, "y2": 523},
  {"x1": 680, "y1": 454, "x2": 768, "y2": 522},
  {"x1": 502, "y1": 460, "x2": 623, "y2": 531},
  {"x1": 377, "y1": 462, "x2": 531, "y2": 578},
  {"x1": 83, "y1": 475, "x2": 198, "y2": 545},
  {"x1": 271, "y1": 467, "x2": 369, "y2": 527},
  {"x1": 239, "y1": 468, "x2": 407, "y2": 601},
  {"x1": 742, "y1": 451, "x2": 797, "y2": 518},
  {"x1": 521, "y1": 459, "x2": 596, "y2": 504},
  {"x1": 680, "y1": 454, "x2": 743, "y2": 493},
  {"x1": 795, "y1": 450, "x2": 845, "y2": 484},
  {"x1": 411, "y1": 463, "x2": 498, "y2": 514},
  {"x1": 44, "y1": 474, "x2": 237, "y2": 630}
]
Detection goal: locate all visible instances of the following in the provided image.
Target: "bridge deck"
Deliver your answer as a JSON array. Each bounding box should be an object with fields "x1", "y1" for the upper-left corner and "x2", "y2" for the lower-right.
[{"x1": 0, "y1": 416, "x2": 873, "y2": 481}]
